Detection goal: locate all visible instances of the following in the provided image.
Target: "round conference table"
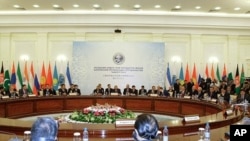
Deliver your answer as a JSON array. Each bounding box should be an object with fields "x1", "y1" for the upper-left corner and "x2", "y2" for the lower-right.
[{"x1": 0, "y1": 95, "x2": 245, "y2": 140}]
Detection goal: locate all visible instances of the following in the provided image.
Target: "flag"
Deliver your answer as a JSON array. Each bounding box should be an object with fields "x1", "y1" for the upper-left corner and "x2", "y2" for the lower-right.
[
  {"x1": 17, "y1": 62, "x2": 23, "y2": 88},
  {"x1": 216, "y1": 64, "x2": 221, "y2": 81},
  {"x1": 46, "y1": 62, "x2": 53, "y2": 87},
  {"x1": 205, "y1": 63, "x2": 209, "y2": 78},
  {"x1": 185, "y1": 63, "x2": 190, "y2": 82},
  {"x1": 40, "y1": 62, "x2": 46, "y2": 87},
  {"x1": 66, "y1": 62, "x2": 72, "y2": 85},
  {"x1": 222, "y1": 63, "x2": 227, "y2": 81},
  {"x1": 166, "y1": 63, "x2": 172, "y2": 87},
  {"x1": 53, "y1": 62, "x2": 59, "y2": 90},
  {"x1": 0, "y1": 61, "x2": 4, "y2": 84},
  {"x1": 4, "y1": 70, "x2": 10, "y2": 90},
  {"x1": 23, "y1": 61, "x2": 32, "y2": 93},
  {"x1": 192, "y1": 63, "x2": 198, "y2": 88},
  {"x1": 30, "y1": 62, "x2": 39, "y2": 95},
  {"x1": 34, "y1": 74, "x2": 40, "y2": 95},
  {"x1": 228, "y1": 72, "x2": 233, "y2": 81},
  {"x1": 179, "y1": 63, "x2": 184, "y2": 80},
  {"x1": 10, "y1": 62, "x2": 16, "y2": 88},
  {"x1": 211, "y1": 63, "x2": 215, "y2": 81},
  {"x1": 235, "y1": 64, "x2": 240, "y2": 95},
  {"x1": 240, "y1": 64, "x2": 245, "y2": 85},
  {"x1": 198, "y1": 74, "x2": 202, "y2": 85}
]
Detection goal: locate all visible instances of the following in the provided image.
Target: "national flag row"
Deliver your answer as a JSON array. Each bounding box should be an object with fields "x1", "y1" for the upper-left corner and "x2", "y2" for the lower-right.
[
  {"x1": 0, "y1": 61, "x2": 72, "y2": 95},
  {"x1": 166, "y1": 63, "x2": 245, "y2": 91}
]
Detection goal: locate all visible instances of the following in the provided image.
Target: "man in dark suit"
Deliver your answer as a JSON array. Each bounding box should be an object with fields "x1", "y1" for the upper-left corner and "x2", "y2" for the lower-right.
[
  {"x1": 130, "y1": 85, "x2": 138, "y2": 96},
  {"x1": 43, "y1": 84, "x2": 55, "y2": 96},
  {"x1": 67, "y1": 84, "x2": 74, "y2": 94},
  {"x1": 18, "y1": 84, "x2": 29, "y2": 98},
  {"x1": 219, "y1": 88, "x2": 230, "y2": 104},
  {"x1": 147, "y1": 86, "x2": 157, "y2": 94},
  {"x1": 112, "y1": 85, "x2": 121, "y2": 95},
  {"x1": 72, "y1": 84, "x2": 81, "y2": 95},
  {"x1": 58, "y1": 84, "x2": 68, "y2": 96},
  {"x1": 237, "y1": 89, "x2": 250, "y2": 103},
  {"x1": 139, "y1": 85, "x2": 147, "y2": 95},
  {"x1": 105, "y1": 84, "x2": 113, "y2": 95},
  {"x1": 123, "y1": 84, "x2": 131, "y2": 95}
]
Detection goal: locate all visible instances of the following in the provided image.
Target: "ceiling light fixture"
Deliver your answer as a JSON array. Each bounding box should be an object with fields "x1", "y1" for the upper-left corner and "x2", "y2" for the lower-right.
[
  {"x1": 53, "y1": 4, "x2": 60, "y2": 8},
  {"x1": 214, "y1": 7, "x2": 221, "y2": 10},
  {"x1": 175, "y1": 5, "x2": 181, "y2": 9},
  {"x1": 114, "y1": 4, "x2": 120, "y2": 8},
  {"x1": 134, "y1": 4, "x2": 141, "y2": 9},
  {"x1": 234, "y1": 7, "x2": 240, "y2": 11},
  {"x1": 154, "y1": 5, "x2": 161, "y2": 9},
  {"x1": 33, "y1": 4, "x2": 40, "y2": 8},
  {"x1": 73, "y1": 4, "x2": 79, "y2": 8},
  {"x1": 13, "y1": 5, "x2": 20, "y2": 8},
  {"x1": 195, "y1": 6, "x2": 201, "y2": 9},
  {"x1": 93, "y1": 4, "x2": 100, "y2": 8}
]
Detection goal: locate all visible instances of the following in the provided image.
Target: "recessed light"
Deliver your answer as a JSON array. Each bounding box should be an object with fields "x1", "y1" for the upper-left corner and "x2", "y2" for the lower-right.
[
  {"x1": 33, "y1": 4, "x2": 40, "y2": 8},
  {"x1": 195, "y1": 6, "x2": 201, "y2": 9},
  {"x1": 13, "y1": 5, "x2": 20, "y2": 8},
  {"x1": 154, "y1": 5, "x2": 161, "y2": 9},
  {"x1": 134, "y1": 4, "x2": 141, "y2": 9},
  {"x1": 234, "y1": 7, "x2": 241, "y2": 11},
  {"x1": 114, "y1": 4, "x2": 120, "y2": 8},
  {"x1": 175, "y1": 5, "x2": 181, "y2": 9},
  {"x1": 73, "y1": 4, "x2": 79, "y2": 8},
  {"x1": 53, "y1": 4, "x2": 60, "y2": 8},
  {"x1": 93, "y1": 4, "x2": 100, "y2": 8},
  {"x1": 214, "y1": 7, "x2": 221, "y2": 10}
]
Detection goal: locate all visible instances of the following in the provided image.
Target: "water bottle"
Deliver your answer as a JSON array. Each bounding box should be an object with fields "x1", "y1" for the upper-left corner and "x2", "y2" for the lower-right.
[
  {"x1": 23, "y1": 130, "x2": 31, "y2": 141},
  {"x1": 163, "y1": 125, "x2": 168, "y2": 141},
  {"x1": 83, "y1": 127, "x2": 89, "y2": 141},
  {"x1": 204, "y1": 122, "x2": 210, "y2": 141},
  {"x1": 73, "y1": 132, "x2": 81, "y2": 141}
]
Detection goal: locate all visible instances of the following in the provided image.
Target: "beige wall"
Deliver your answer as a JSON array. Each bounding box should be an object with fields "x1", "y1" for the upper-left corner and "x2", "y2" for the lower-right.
[{"x1": 0, "y1": 13, "x2": 250, "y2": 85}]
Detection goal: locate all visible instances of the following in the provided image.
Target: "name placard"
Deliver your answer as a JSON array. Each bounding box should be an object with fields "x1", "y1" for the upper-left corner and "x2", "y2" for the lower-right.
[
  {"x1": 184, "y1": 96, "x2": 191, "y2": 99},
  {"x1": 69, "y1": 93, "x2": 77, "y2": 96},
  {"x1": 183, "y1": 115, "x2": 200, "y2": 123},
  {"x1": 111, "y1": 93, "x2": 119, "y2": 96},
  {"x1": 226, "y1": 109, "x2": 233, "y2": 116},
  {"x1": 115, "y1": 119, "x2": 135, "y2": 127},
  {"x1": 211, "y1": 99, "x2": 217, "y2": 102},
  {"x1": 28, "y1": 94, "x2": 37, "y2": 97},
  {"x1": 1, "y1": 96, "x2": 9, "y2": 99},
  {"x1": 149, "y1": 94, "x2": 158, "y2": 97}
]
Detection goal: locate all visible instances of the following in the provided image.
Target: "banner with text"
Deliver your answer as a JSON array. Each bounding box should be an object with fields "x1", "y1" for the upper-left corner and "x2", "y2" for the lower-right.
[{"x1": 72, "y1": 42, "x2": 165, "y2": 94}]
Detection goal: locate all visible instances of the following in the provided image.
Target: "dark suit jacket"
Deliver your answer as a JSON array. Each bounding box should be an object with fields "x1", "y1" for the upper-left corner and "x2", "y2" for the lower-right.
[
  {"x1": 72, "y1": 89, "x2": 81, "y2": 95},
  {"x1": 105, "y1": 88, "x2": 113, "y2": 95},
  {"x1": 93, "y1": 88, "x2": 104, "y2": 95},
  {"x1": 18, "y1": 88, "x2": 29, "y2": 97},
  {"x1": 123, "y1": 88, "x2": 132, "y2": 95},
  {"x1": 237, "y1": 93, "x2": 250, "y2": 103},
  {"x1": 139, "y1": 89, "x2": 147, "y2": 95},
  {"x1": 130, "y1": 89, "x2": 138, "y2": 95},
  {"x1": 43, "y1": 89, "x2": 55, "y2": 96},
  {"x1": 112, "y1": 88, "x2": 121, "y2": 94},
  {"x1": 147, "y1": 89, "x2": 157, "y2": 94},
  {"x1": 58, "y1": 88, "x2": 68, "y2": 95}
]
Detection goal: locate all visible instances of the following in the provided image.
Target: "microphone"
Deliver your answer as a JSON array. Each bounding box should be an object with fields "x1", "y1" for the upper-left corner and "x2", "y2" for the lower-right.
[{"x1": 0, "y1": 130, "x2": 22, "y2": 141}]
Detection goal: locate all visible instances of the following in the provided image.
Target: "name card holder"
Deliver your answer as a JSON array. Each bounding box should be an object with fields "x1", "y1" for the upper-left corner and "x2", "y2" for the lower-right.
[
  {"x1": 111, "y1": 93, "x2": 119, "y2": 96},
  {"x1": 115, "y1": 119, "x2": 135, "y2": 128},
  {"x1": 184, "y1": 96, "x2": 191, "y2": 99},
  {"x1": 69, "y1": 93, "x2": 77, "y2": 96},
  {"x1": 211, "y1": 99, "x2": 217, "y2": 103},
  {"x1": 29, "y1": 94, "x2": 37, "y2": 97},
  {"x1": 150, "y1": 94, "x2": 158, "y2": 97},
  {"x1": 1, "y1": 96, "x2": 10, "y2": 100},
  {"x1": 183, "y1": 114, "x2": 200, "y2": 123},
  {"x1": 226, "y1": 109, "x2": 233, "y2": 116}
]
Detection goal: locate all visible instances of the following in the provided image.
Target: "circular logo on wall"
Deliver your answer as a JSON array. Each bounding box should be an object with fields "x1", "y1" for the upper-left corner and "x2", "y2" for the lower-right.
[{"x1": 113, "y1": 53, "x2": 125, "y2": 65}]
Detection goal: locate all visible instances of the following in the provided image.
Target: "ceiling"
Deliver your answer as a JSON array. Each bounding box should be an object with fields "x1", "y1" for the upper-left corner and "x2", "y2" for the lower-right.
[{"x1": 0, "y1": 0, "x2": 250, "y2": 15}]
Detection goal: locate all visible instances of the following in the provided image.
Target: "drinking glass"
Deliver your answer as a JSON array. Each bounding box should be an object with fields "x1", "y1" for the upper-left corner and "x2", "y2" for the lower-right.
[{"x1": 198, "y1": 127, "x2": 205, "y2": 141}]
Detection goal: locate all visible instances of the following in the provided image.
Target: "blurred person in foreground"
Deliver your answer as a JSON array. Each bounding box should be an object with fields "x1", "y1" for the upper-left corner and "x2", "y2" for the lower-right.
[{"x1": 133, "y1": 113, "x2": 160, "y2": 141}]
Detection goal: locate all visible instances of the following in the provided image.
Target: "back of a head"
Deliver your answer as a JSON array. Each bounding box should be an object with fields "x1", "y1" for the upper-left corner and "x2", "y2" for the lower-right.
[
  {"x1": 133, "y1": 114, "x2": 159, "y2": 141},
  {"x1": 30, "y1": 117, "x2": 58, "y2": 141}
]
